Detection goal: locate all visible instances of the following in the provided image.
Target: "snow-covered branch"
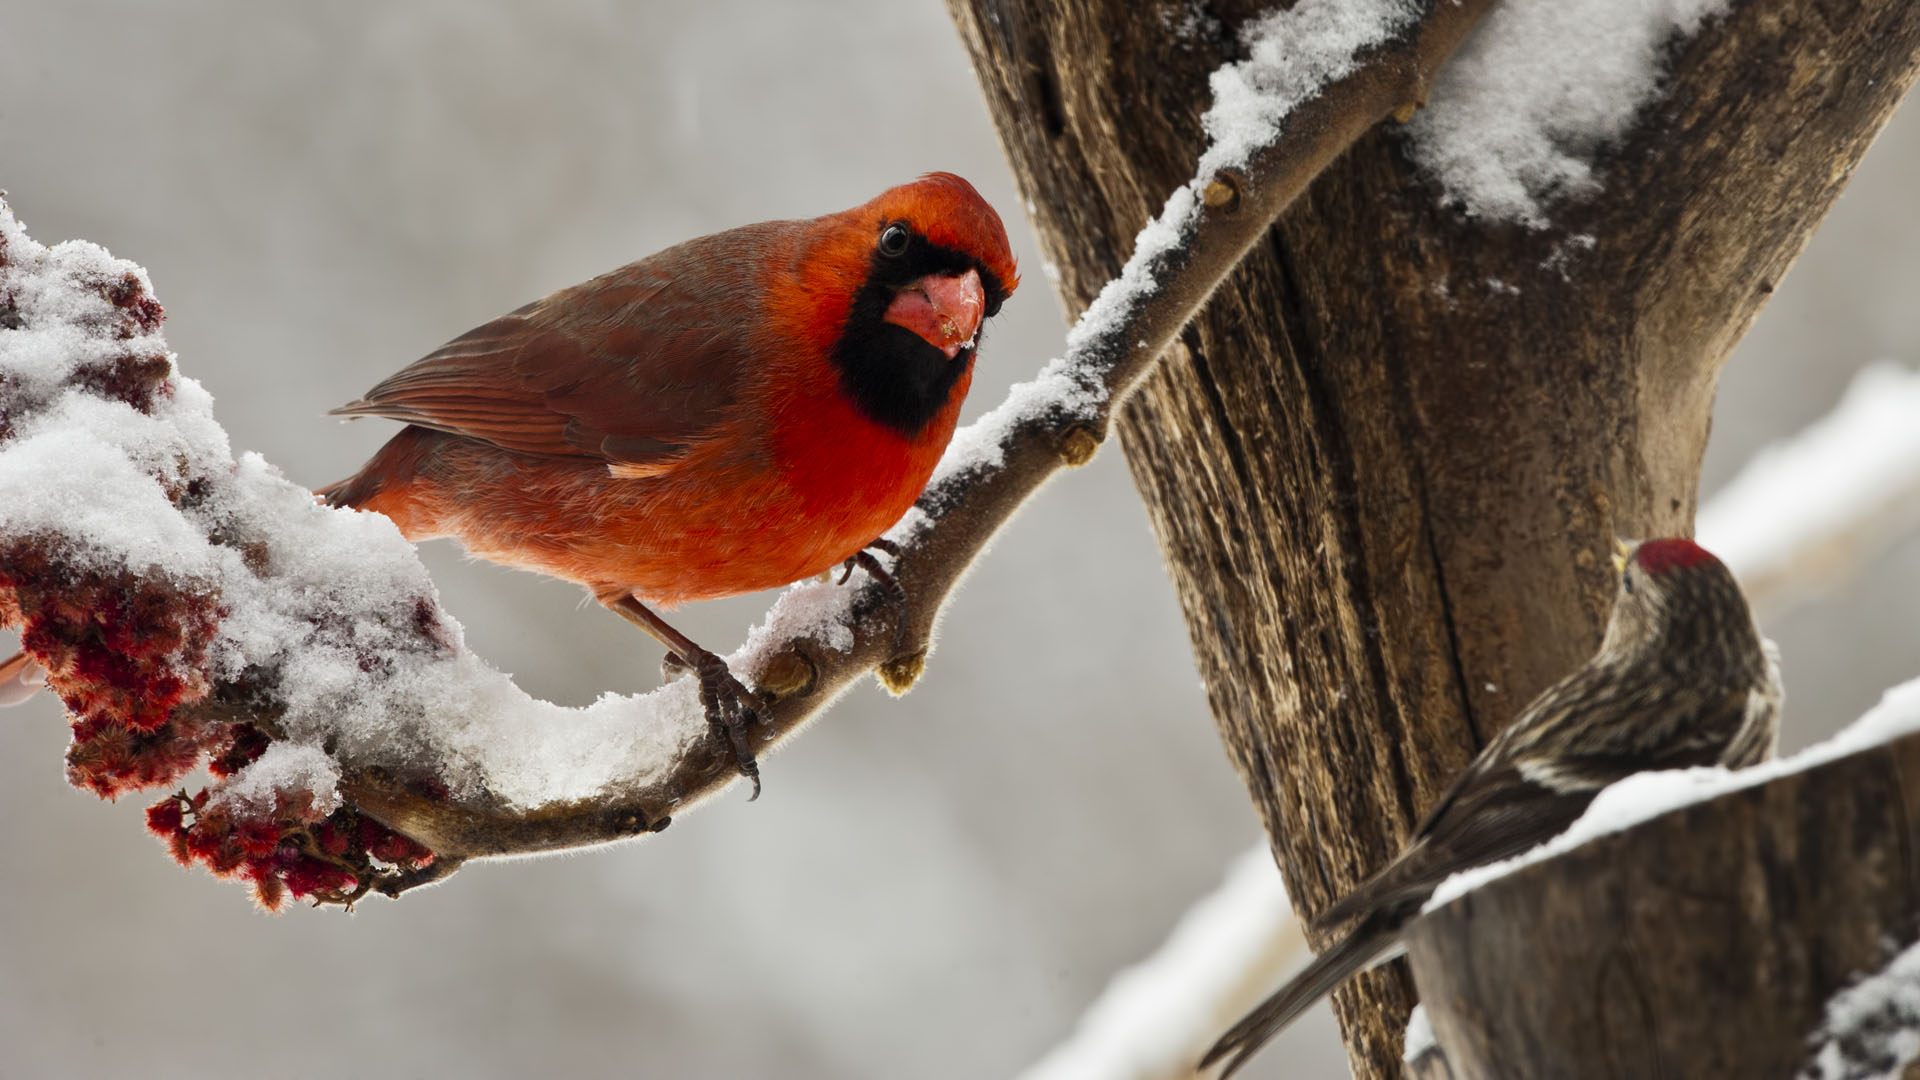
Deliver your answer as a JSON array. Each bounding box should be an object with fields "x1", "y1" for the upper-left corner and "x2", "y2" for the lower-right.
[
  {"x1": 0, "y1": 0, "x2": 1497, "y2": 904},
  {"x1": 1017, "y1": 849, "x2": 1300, "y2": 1080}
]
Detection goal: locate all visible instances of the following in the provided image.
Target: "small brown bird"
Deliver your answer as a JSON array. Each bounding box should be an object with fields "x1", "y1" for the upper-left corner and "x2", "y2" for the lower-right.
[{"x1": 1201, "y1": 537, "x2": 1781, "y2": 1077}]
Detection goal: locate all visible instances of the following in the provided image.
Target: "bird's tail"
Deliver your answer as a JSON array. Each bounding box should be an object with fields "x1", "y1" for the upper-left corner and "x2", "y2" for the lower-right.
[
  {"x1": 1199, "y1": 909, "x2": 1402, "y2": 1077},
  {"x1": 0, "y1": 650, "x2": 46, "y2": 706},
  {"x1": 313, "y1": 473, "x2": 367, "y2": 509},
  {"x1": 1311, "y1": 864, "x2": 1417, "y2": 935},
  {"x1": 316, "y1": 425, "x2": 436, "y2": 530},
  {"x1": 317, "y1": 442, "x2": 410, "y2": 510}
]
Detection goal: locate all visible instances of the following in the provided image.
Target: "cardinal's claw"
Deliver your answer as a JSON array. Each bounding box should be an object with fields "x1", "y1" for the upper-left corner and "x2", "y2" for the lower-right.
[
  {"x1": 840, "y1": 541, "x2": 911, "y2": 657},
  {"x1": 661, "y1": 650, "x2": 691, "y2": 682},
  {"x1": 599, "y1": 593, "x2": 771, "y2": 799},
  {"x1": 684, "y1": 646, "x2": 767, "y2": 800}
]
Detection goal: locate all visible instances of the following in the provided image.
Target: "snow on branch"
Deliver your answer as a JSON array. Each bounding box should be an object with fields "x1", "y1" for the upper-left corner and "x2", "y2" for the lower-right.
[
  {"x1": 1017, "y1": 849, "x2": 1300, "y2": 1080},
  {"x1": 0, "y1": 0, "x2": 1495, "y2": 906}
]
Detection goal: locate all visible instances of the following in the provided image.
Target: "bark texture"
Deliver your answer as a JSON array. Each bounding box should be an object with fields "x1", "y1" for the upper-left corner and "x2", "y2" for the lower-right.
[
  {"x1": 1406, "y1": 731, "x2": 1920, "y2": 1079},
  {"x1": 947, "y1": 1, "x2": 1920, "y2": 1075}
]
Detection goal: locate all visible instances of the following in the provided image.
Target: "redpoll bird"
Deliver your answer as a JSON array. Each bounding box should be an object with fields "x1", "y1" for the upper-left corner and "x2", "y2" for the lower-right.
[{"x1": 1200, "y1": 537, "x2": 1781, "y2": 1077}]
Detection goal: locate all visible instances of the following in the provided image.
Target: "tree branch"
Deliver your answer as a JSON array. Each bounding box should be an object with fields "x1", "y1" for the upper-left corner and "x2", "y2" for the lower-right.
[
  {"x1": 367, "y1": 0, "x2": 1496, "y2": 864},
  {"x1": 0, "y1": 0, "x2": 1495, "y2": 899}
]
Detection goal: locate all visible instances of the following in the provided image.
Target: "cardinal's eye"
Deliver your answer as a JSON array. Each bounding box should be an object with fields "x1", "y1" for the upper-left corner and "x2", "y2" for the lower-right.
[
  {"x1": 1621, "y1": 570, "x2": 1635, "y2": 595},
  {"x1": 878, "y1": 223, "x2": 911, "y2": 257}
]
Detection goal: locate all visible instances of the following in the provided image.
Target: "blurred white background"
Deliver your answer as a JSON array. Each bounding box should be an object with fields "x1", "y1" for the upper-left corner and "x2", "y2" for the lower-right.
[{"x1": 0, "y1": 3, "x2": 1912, "y2": 1078}]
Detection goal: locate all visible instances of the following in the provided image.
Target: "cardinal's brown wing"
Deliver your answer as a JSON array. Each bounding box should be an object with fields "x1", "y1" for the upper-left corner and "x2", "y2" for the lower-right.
[{"x1": 333, "y1": 223, "x2": 795, "y2": 474}]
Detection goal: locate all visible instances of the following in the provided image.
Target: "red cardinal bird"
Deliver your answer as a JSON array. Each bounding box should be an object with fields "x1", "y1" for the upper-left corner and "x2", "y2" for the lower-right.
[{"x1": 320, "y1": 173, "x2": 1017, "y2": 795}]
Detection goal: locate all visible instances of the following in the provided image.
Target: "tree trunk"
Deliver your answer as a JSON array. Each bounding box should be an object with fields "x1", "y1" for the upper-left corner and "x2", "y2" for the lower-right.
[
  {"x1": 947, "y1": 1, "x2": 1920, "y2": 1076},
  {"x1": 1406, "y1": 731, "x2": 1920, "y2": 1078}
]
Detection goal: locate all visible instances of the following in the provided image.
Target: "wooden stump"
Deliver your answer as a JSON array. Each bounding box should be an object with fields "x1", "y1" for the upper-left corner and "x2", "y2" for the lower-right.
[{"x1": 1405, "y1": 731, "x2": 1920, "y2": 1078}]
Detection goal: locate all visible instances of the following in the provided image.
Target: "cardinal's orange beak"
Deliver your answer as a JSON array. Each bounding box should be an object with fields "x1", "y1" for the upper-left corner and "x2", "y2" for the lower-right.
[{"x1": 883, "y1": 268, "x2": 985, "y2": 360}]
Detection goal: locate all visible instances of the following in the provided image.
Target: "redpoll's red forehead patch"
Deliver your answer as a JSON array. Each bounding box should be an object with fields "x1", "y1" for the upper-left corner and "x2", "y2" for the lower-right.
[{"x1": 1633, "y1": 538, "x2": 1714, "y2": 575}]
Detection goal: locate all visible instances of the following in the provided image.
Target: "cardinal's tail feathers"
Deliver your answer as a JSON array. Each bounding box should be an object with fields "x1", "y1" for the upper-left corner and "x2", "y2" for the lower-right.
[
  {"x1": 316, "y1": 425, "x2": 437, "y2": 513},
  {"x1": 1199, "y1": 912, "x2": 1402, "y2": 1078},
  {"x1": 314, "y1": 475, "x2": 350, "y2": 507}
]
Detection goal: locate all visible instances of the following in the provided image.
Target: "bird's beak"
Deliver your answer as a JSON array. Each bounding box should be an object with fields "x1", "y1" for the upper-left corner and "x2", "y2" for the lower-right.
[
  {"x1": 883, "y1": 268, "x2": 985, "y2": 360},
  {"x1": 1611, "y1": 537, "x2": 1633, "y2": 575}
]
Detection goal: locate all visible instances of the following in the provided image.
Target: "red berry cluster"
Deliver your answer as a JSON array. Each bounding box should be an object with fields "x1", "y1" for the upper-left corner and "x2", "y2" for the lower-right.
[
  {"x1": 1, "y1": 223, "x2": 437, "y2": 909},
  {"x1": 146, "y1": 782, "x2": 434, "y2": 912},
  {"x1": 0, "y1": 548, "x2": 222, "y2": 797},
  {"x1": 100, "y1": 270, "x2": 167, "y2": 336},
  {"x1": 0, "y1": 257, "x2": 212, "y2": 797}
]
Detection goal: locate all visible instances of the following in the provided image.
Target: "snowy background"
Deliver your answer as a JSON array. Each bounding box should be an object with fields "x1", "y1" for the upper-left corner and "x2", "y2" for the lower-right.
[{"x1": 1, "y1": 3, "x2": 1914, "y2": 1077}]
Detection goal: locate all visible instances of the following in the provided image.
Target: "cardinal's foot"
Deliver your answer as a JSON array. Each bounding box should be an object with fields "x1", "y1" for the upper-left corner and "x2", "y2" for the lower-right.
[
  {"x1": 839, "y1": 539, "x2": 911, "y2": 655},
  {"x1": 597, "y1": 591, "x2": 771, "y2": 799},
  {"x1": 683, "y1": 647, "x2": 768, "y2": 800}
]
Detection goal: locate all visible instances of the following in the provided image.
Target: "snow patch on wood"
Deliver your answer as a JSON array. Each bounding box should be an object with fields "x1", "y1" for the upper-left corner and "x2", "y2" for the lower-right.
[
  {"x1": 1804, "y1": 941, "x2": 1920, "y2": 1080},
  {"x1": 1409, "y1": 0, "x2": 1730, "y2": 225}
]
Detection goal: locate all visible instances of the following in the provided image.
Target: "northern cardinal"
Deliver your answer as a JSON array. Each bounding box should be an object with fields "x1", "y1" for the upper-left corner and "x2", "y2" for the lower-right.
[
  {"x1": 1201, "y1": 538, "x2": 1780, "y2": 1077},
  {"x1": 319, "y1": 173, "x2": 1018, "y2": 795}
]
